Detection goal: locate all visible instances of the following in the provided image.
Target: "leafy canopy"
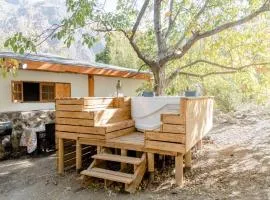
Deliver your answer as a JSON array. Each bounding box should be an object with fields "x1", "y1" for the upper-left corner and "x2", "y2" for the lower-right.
[{"x1": 3, "y1": 0, "x2": 270, "y2": 95}]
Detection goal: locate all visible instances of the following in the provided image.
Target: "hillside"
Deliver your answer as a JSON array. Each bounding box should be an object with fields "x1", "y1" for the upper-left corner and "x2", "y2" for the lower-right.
[{"x1": 0, "y1": 0, "x2": 103, "y2": 61}]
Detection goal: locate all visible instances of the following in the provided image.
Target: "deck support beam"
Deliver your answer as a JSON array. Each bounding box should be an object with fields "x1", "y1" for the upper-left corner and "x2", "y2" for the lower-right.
[
  {"x1": 175, "y1": 153, "x2": 184, "y2": 186},
  {"x1": 97, "y1": 146, "x2": 102, "y2": 154},
  {"x1": 147, "y1": 153, "x2": 155, "y2": 181},
  {"x1": 185, "y1": 150, "x2": 192, "y2": 169},
  {"x1": 76, "y1": 140, "x2": 82, "y2": 173},
  {"x1": 58, "y1": 138, "x2": 64, "y2": 174},
  {"x1": 121, "y1": 149, "x2": 127, "y2": 170}
]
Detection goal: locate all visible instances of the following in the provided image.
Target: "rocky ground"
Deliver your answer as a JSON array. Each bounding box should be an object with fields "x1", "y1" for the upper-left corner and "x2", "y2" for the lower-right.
[{"x1": 0, "y1": 104, "x2": 270, "y2": 200}]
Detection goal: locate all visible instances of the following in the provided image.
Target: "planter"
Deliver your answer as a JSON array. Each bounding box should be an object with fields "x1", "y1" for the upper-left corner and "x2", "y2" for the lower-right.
[
  {"x1": 142, "y1": 91, "x2": 154, "y2": 97},
  {"x1": 185, "y1": 90, "x2": 198, "y2": 97}
]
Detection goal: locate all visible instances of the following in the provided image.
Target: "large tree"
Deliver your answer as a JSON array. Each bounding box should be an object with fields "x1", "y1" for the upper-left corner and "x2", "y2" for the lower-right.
[{"x1": 4, "y1": 0, "x2": 270, "y2": 95}]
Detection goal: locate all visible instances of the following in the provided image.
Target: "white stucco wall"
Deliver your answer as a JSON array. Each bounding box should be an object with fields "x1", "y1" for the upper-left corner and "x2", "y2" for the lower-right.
[
  {"x1": 94, "y1": 76, "x2": 145, "y2": 97},
  {"x1": 0, "y1": 70, "x2": 88, "y2": 112}
]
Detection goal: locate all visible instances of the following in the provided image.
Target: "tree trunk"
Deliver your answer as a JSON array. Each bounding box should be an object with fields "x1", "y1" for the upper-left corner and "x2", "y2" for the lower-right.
[{"x1": 152, "y1": 65, "x2": 166, "y2": 96}]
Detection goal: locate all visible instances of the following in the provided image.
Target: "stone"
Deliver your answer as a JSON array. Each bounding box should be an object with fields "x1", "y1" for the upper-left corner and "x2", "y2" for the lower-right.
[
  {"x1": 0, "y1": 110, "x2": 55, "y2": 158},
  {"x1": 0, "y1": 144, "x2": 4, "y2": 159}
]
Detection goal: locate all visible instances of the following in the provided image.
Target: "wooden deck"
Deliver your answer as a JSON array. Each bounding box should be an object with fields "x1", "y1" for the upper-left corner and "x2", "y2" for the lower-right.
[
  {"x1": 55, "y1": 96, "x2": 214, "y2": 190},
  {"x1": 106, "y1": 132, "x2": 144, "y2": 151}
]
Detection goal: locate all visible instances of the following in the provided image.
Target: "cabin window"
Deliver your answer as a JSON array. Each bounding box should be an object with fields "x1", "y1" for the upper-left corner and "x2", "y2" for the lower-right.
[
  {"x1": 12, "y1": 81, "x2": 71, "y2": 103},
  {"x1": 12, "y1": 81, "x2": 23, "y2": 103},
  {"x1": 23, "y1": 82, "x2": 40, "y2": 102},
  {"x1": 40, "y1": 83, "x2": 55, "y2": 102}
]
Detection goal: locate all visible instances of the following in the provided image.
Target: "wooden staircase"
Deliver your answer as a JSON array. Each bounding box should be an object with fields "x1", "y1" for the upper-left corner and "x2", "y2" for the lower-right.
[{"x1": 81, "y1": 150, "x2": 147, "y2": 193}]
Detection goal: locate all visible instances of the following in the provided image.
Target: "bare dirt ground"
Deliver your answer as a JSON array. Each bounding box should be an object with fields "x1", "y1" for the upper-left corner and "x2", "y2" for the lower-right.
[{"x1": 1, "y1": 105, "x2": 270, "y2": 200}]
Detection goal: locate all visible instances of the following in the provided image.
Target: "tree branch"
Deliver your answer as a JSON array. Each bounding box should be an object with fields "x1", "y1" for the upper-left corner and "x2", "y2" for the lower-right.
[
  {"x1": 168, "y1": 0, "x2": 174, "y2": 26},
  {"x1": 121, "y1": 30, "x2": 155, "y2": 67},
  {"x1": 130, "y1": 0, "x2": 150, "y2": 40},
  {"x1": 198, "y1": 2, "x2": 270, "y2": 39},
  {"x1": 163, "y1": 1, "x2": 270, "y2": 63},
  {"x1": 154, "y1": 0, "x2": 164, "y2": 61},
  {"x1": 176, "y1": 70, "x2": 240, "y2": 78},
  {"x1": 164, "y1": 0, "x2": 175, "y2": 37},
  {"x1": 166, "y1": 0, "x2": 209, "y2": 51},
  {"x1": 127, "y1": 63, "x2": 148, "y2": 78},
  {"x1": 166, "y1": 60, "x2": 270, "y2": 85},
  {"x1": 194, "y1": 0, "x2": 209, "y2": 20}
]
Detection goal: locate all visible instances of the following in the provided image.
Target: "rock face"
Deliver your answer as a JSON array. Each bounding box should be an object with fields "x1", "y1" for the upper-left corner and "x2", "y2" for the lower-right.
[
  {"x1": 0, "y1": 110, "x2": 55, "y2": 159},
  {"x1": 0, "y1": 0, "x2": 103, "y2": 61}
]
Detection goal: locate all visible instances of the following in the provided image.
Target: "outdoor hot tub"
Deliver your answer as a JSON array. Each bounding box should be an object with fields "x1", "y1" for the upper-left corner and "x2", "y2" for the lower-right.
[{"x1": 131, "y1": 96, "x2": 182, "y2": 131}]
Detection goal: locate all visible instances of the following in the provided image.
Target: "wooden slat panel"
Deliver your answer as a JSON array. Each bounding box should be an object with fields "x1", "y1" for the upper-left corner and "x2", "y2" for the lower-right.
[
  {"x1": 56, "y1": 111, "x2": 94, "y2": 119},
  {"x1": 162, "y1": 124, "x2": 185, "y2": 134},
  {"x1": 56, "y1": 131, "x2": 79, "y2": 140},
  {"x1": 56, "y1": 99, "x2": 83, "y2": 105},
  {"x1": 113, "y1": 97, "x2": 131, "y2": 108},
  {"x1": 145, "y1": 148, "x2": 177, "y2": 156},
  {"x1": 94, "y1": 108, "x2": 131, "y2": 125},
  {"x1": 57, "y1": 131, "x2": 105, "y2": 140},
  {"x1": 56, "y1": 104, "x2": 111, "y2": 111},
  {"x1": 56, "y1": 104, "x2": 84, "y2": 111},
  {"x1": 78, "y1": 138, "x2": 106, "y2": 146},
  {"x1": 145, "y1": 131, "x2": 185, "y2": 144},
  {"x1": 145, "y1": 140, "x2": 185, "y2": 153},
  {"x1": 84, "y1": 105, "x2": 113, "y2": 109},
  {"x1": 56, "y1": 125, "x2": 106, "y2": 135},
  {"x1": 105, "y1": 127, "x2": 135, "y2": 139},
  {"x1": 56, "y1": 118, "x2": 94, "y2": 126},
  {"x1": 78, "y1": 133, "x2": 105, "y2": 140},
  {"x1": 104, "y1": 120, "x2": 135, "y2": 133},
  {"x1": 161, "y1": 113, "x2": 185, "y2": 125},
  {"x1": 185, "y1": 97, "x2": 214, "y2": 151},
  {"x1": 84, "y1": 98, "x2": 114, "y2": 106}
]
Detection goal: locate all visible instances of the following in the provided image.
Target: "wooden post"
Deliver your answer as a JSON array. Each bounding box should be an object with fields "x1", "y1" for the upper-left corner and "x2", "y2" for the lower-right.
[
  {"x1": 175, "y1": 153, "x2": 184, "y2": 186},
  {"x1": 88, "y1": 75, "x2": 94, "y2": 97},
  {"x1": 76, "y1": 140, "x2": 82, "y2": 173},
  {"x1": 58, "y1": 138, "x2": 64, "y2": 174},
  {"x1": 121, "y1": 149, "x2": 127, "y2": 170},
  {"x1": 97, "y1": 146, "x2": 101, "y2": 154},
  {"x1": 147, "y1": 153, "x2": 155, "y2": 181},
  {"x1": 185, "y1": 150, "x2": 192, "y2": 169}
]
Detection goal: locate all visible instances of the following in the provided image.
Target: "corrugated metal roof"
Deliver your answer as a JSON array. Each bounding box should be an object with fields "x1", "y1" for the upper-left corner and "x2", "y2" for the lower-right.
[{"x1": 0, "y1": 51, "x2": 150, "y2": 75}]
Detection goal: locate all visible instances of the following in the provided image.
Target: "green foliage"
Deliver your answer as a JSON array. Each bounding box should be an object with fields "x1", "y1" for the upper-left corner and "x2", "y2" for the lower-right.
[
  {"x1": 164, "y1": 19, "x2": 270, "y2": 111},
  {"x1": 166, "y1": 69, "x2": 270, "y2": 112},
  {"x1": 95, "y1": 36, "x2": 111, "y2": 64},
  {"x1": 136, "y1": 81, "x2": 154, "y2": 96},
  {"x1": 0, "y1": 58, "x2": 19, "y2": 78},
  {"x1": 4, "y1": 32, "x2": 36, "y2": 54},
  {"x1": 95, "y1": 46, "x2": 110, "y2": 64},
  {"x1": 95, "y1": 33, "x2": 142, "y2": 69}
]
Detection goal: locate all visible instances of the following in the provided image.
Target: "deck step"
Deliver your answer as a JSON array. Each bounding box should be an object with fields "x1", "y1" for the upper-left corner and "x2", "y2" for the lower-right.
[
  {"x1": 81, "y1": 167, "x2": 134, "y2": 184},
  {"x1": 100, "y1": 120, "x2": 135, "y2": 133},
  {"x1": 92, "y1": 153, "x2": 142, "y2": 165}
]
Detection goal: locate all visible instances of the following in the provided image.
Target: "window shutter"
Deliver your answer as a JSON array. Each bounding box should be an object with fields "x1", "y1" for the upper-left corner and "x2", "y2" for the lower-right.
[
  {"x1": 11, "y1": 81, "x2": 23, "y2": 103},
  {"x1": 55, "y1": 83, "x2": 71, "y2": 99},
  {"x1": 40, "y1": 82, "x2": 55, "y2": 102}
]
